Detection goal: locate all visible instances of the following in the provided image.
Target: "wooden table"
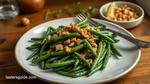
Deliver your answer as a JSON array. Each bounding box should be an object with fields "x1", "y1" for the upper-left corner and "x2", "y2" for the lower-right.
[{"x1": 0, "y1": 0, "x2": 150, "y2": 84}]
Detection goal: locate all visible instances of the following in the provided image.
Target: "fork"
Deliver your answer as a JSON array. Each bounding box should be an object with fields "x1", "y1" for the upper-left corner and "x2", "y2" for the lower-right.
[{"x1": 76, "y1": 13, "x2": 150, "y2": 48}]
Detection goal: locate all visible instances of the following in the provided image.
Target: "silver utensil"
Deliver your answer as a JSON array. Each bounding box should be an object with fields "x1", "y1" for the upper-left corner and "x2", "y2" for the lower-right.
[{"x1": 76, "y1": 13, "x2": 150, "y2": 48}]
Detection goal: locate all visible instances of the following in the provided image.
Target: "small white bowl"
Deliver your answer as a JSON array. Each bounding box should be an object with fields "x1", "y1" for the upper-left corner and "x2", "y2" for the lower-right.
[{"x1": 99, "y1": 1, "x2": 144, "y2": 29}]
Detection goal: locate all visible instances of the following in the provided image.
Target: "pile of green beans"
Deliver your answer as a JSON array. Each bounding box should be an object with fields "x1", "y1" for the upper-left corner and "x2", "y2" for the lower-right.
[{"x1": 26, "y1": 19, "x2": 122, "y2": 78}]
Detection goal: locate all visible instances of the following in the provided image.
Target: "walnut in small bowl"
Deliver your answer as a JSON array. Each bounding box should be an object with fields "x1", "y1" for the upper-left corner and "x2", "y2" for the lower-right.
[{"x1": 100, "y1": 1, "x2": 144, "y2": 29}]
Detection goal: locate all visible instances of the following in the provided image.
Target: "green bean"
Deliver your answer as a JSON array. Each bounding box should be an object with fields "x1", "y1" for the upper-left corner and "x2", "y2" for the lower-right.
[
  {"x1": 55, "y1": 70, "x2": 75, "y2": 77},
  {"x1": 31, "y1": 38, "x2": 43, "y2": 41},
  {"x1": 26, "y1": 49, "x2": 40, "y2": 60},
  {"x1": 32, "y1": 43, "x2": 86, "y2": 63},
  {"x1": 112, "y1": 53, "x2": 119, "y2": 59},
  {"x1": 62, "y1": 66, "x2": 74, "y2": 71},
  {"x1": 72, "y1": 71, "x2": 88, "y2": 77},
  {"x1": 46, "y1": 56, "x2": 61, "y2": 63},
  {"x1": 97, "y1": 41, "x2": 106, "y2": 54},
  {"x1": 48, "y1": 26, "x2": 56, "y2": 31},
  {"x1": 56, "y1": 70, "x2": 87, "y2": 78},
  {"x1": 45, "y1": 60, "x2": 75, "y2": 69},
  {"x1": 43, "y1": 27, "x2": 54, "y2": 37},
  {"x1": 28, "y1": 40, "x2": 41, "y2": 43},
  {"x1": 58, "y1": 25, "x2": 65, "y2": 29},
  {"x1": 110, "y1": 44, "x2": 122, "y2": 56},
  {"x1": 79, "y1": 24, "x2": 87, "y2": 28},
  {"x1": 91, "y1": 41, "x2": 105, "y2": 70},
  {"x1": 59, "y1": 56, "x2": 70, "y2": 62},
  {"x1": 26, "y1": 46, "x2": 40, "y2": 50},
  {"x1": 94, "y1": 37, "x2": 99, "y2": 41},
  {"x1": 73, "y1": 68, "x2": 88, "y2": 74},
  {"x1": 101, "y1": 44, "x2": 111, "y2": 69},
  {"x1": 53, "y1": 66, "x2": 69, "y2": 71},
  {"x1": 98, "y1": 49, "x2": 107, "y2": 63},
  {"x1": 30, "y1": 43, "x2": 40, "y2": 46},
  {"x1": 30, "y1": 43, "x2": 41, "y2": 47},
  {"x1": 76, "y1": 18, "x2": 87, "y2": 26},
  {"x1": 47, "y1": 26, "x2": 57, "y2": 35},
  {"x1": 87, "y1": 29, "x2": 114, "y2": 43},
  {"x1": 100, "y1": 31, "x2": 109, "y2": 34},
  {"x1": 84, "y1": 39, "x2": 97, "y2": 57},
  {"x1": 40, "y1": 61, "x2": 45, "y2": 69},
  {"x1": 31, "y1": 54, "x2": 40, "y2": 62},
  {"x1": 74, "y1": 59, "x2": 79, "y2": 68},
  {"x1": 70, "y1": 66, "x2": 84, "y2": 72},
  {"x1": 39, "y1": 43, "x2": 47, "y2": 57},
  {"x1": 73, "y1": 52, "x2": 90, "y2": 68},
  {"x1": 88, "y1": 63, "x2": 102, "y2": 76}
]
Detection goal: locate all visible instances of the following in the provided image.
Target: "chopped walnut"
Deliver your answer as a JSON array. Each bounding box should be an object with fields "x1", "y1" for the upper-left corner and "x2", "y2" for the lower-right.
[
  {"x1": 66, "y1": 24, "x2": 93, "y2": 38},
  {"x1": 92, "y1": 43, "x2": 97, "y2": 51},
  {"x1": 56, "y1": 30, "x2": 62, "y2": 36},
  {"x1": 64, "y1": 39, "x2": 71, "y2": 45},
  {"x1": 69, "y1": 42, "x2": 75, "y2": 47},
  {"x1": 76, "y1": 38, "x2": 82, "y2": 45},
  {"x1": 62, "y1": 31, "x2": 69, "y2": 35},
  {"x1": 53, "y1": 34, "x2": 58, "y2": 37},
  {"x1": 65, "y1": 46, "x2": 71, "y2": 53},
  {"x1": 55, "y1": 44, "x2": 63, "y2": 51},
  {"x1": 80, "y1": 54, "x2": 85, "y2": 57},
  {"x1": 87, "y1": 59, "x2": 93, "y2": 64},
  {"x1": 47, "y1": 35, "x2": 51, "y2": 41},
  {"x1": 70, "y1": 38, "x2": 77, "y2": 42},
  {"x1": 89, "y1": 38, "x2": 94, "y2": 43}
]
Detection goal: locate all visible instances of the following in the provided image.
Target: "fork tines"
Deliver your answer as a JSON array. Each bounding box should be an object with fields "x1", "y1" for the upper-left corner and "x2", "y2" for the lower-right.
[{"x1": 76, "y1": 13, "x2": 101, "y2": 27}]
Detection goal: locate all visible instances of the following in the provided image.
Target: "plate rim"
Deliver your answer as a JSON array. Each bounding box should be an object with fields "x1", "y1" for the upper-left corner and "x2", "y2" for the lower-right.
[{"x1": 15, "y1": 17, "x2": 141, "y2": 83}]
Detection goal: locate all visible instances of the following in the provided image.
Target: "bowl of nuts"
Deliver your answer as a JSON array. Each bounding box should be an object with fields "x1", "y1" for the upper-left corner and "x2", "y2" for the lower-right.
[{"x1": 99, "y1": 1, "x2": 144, "y2": 29}]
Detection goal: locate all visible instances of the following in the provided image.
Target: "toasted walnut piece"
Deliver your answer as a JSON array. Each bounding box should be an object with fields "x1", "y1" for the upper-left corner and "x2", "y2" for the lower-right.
[
  {"x1": 70, "y1": 38, "x2": 77, "y2": 42},
  {"x1": 76, "y1": 38, "x2": 82, "y2": 45},
  {"x1": 76, "y1": 27, "x2": 81, "y2": 32},
  {"x1": 64, "y1": 39, "x2": 71, "y2": 45},
  {"x1": 65, "y1": 46, "x2": 71, "y2": 53},
  {"x1": 81, "y1": 50, "x2": 90, "y2": 56},
  {"x1": 84, "y1": 29, "x2": 88, "y2": 35},
  {"x1": 93, "y1": 46, "x2": 97, "y2": 51},
  {"x1": 89, "y1": 38, "x2": 94, "y2": 43},
  {"x1": 55, "y1": 44, "x2": 63, "y2": 51},
  {"x1": 87, "y1": 59, "x2": 93, "y2": 64},
  {"x1": 47, "y1": 35, "x2": 51, "y2": 41},
  {"x1": 56, "y1": 30, "x2": 61, "y2": 36},
  {"x1": 112, "y1": 4, "x2": 139, "y2": 21},
  {"x1": 62, "y1": 31, "x2": 69, "y2": 35},
  {"x1": 53, "y1": 34, "x2": 58, "y2": 37},
  {"x1": 69, "y1": 42, "x2": 75, "y2": 47}
]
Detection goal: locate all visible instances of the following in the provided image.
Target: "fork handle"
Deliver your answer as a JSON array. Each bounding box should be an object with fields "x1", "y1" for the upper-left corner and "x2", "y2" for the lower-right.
[
  {"x1": 106, "y1": 28, "x2": 150, "y2": 48},
  {"x1": 90, "y1": 18, "x2": 150, "y2": 48}
]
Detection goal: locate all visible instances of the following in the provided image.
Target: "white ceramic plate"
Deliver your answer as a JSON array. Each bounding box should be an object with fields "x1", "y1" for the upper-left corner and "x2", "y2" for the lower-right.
[{"x1": 15, "y1": 18, "x2": 141, "y2": 83}]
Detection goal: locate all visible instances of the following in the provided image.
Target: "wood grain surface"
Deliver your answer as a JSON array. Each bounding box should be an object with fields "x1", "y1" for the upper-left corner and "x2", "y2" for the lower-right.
[{"x1": 0, "y1": 0, "x2": 150, "y2": 84}]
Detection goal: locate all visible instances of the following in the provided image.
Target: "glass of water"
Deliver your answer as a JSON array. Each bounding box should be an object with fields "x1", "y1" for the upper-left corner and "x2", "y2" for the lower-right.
[{"x1": 0, "y1": 0, "x2": 19, "y2": 20}]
